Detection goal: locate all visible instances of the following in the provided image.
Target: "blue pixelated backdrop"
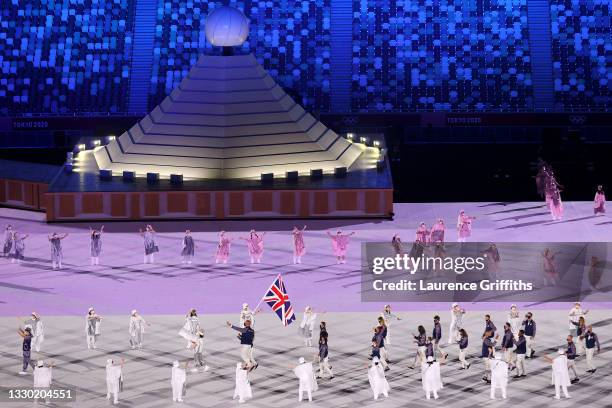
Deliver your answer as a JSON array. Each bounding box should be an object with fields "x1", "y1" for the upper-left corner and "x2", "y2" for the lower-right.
[{"x1": 0, "y1": 0, "x2": 609, "y2": 114}]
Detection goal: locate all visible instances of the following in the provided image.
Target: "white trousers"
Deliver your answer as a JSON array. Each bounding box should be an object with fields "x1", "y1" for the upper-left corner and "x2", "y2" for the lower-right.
[
  {"x1": 32, "y1": 335, "x2": 43, "y2": 353},
  {"x1": 567, "y1": 359, "x2": 578, "y2": 379},
  {"x1": 298, "y1": 386, "x2": 312, "y2": 402},
  {"x1": 526, "y1": 336, "x2": 535, "y2": 355},
  {"x1": 491, "y1": 383, "x2": 507, "y2": 399},
  {"x1": 143, "y1": 254, "x2": 155, "y2": 264},
  {"x1": 516, "y1": 354, "x2": 526, "y2": 375},
  {"x1": 459, "y1": 349, "x2": 467, "y2": 368},
  {"x1": 318, "y1": 357, "x2": 333, "y2": 378},
  {"x1": 87, "y1": 335, "x2": 97, "y2": 349},
  {"x1": 586, "y1": 348, "x2": 595, "y2": 371},
  {"x1": 240, "y1": 345, "x2": 256, "y2": 366}
]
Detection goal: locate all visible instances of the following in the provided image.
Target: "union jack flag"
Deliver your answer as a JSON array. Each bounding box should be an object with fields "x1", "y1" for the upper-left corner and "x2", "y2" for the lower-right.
[{"x1": 262, "y1": 274, "x2": 296, "y2": 326}]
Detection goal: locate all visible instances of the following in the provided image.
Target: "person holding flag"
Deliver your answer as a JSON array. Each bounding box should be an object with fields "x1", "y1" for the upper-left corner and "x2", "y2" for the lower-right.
[{"x1": 226, "y1": 319, "x2": 257, "y2": 371}]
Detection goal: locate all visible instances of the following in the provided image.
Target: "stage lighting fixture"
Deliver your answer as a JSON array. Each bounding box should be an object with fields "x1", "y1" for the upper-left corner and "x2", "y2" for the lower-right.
[
  {"x1": 360, "y1": 136, "x2": 368, "y2": 144},
  {"x1": 346, "y1": 133, "x2": 354, "y2": 140},
  {"x1": 93, "y1": 140, "x2": 101, "y2": 146},
  {"x1": 78, "y1": 144, "x2": 86, "y2": 151}
]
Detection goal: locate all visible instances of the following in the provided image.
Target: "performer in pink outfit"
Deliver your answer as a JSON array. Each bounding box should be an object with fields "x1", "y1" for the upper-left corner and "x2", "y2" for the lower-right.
[
  {"x1": 456, "y1": 210, "x2": 476, "y2": 242},
  {"x1": 415, "y1": 223, "x2": 429, "y2": 244},
  {"x1": 292, "y1": 225, "x2": 307, "y2": 264},
  {"x1": 543, "y1": 169, "x2": 563, "y2": 220},
  {"x1": 593, "y1": 185, "x2": 605, "y2": 215},
  {"x1": 215, "y1": 231, "x2": 233, "y2": 264},
  {"x1": 429, "y1": 219, "x2": 445, "y2": 243},
  {"x1": 241, "y1": 230, "x2": 266, "y2": 264},
  {"x1": 327, "y1": 231, "x2": 355, "y2": 264}
]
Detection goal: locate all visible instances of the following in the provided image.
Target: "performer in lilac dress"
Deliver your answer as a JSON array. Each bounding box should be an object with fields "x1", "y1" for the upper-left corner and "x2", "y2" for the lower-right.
[
  {"x1": 3, "y1": 224, "x2": 13, "y2": 257},
  {"x1": 327, "y1": 231, "x2": 355, "y2": 264},
  {"x1": 241, "y1": 230, "x2": 265, "y2": 264},
  {"x1": 181, "y1": 229, "x2": 196, "y2": 265},
  {"x1": 415, "y1": 223, "x2": 429, "y2": 244},
  {"x1": 48, "y1": 232, "x2": 69, "y2": 270},
  {"x1": 292, "y1": 225, "x2": 307, "y2": 264},
  {"x1": 89, "y1": 225, "x2": 104, "y2": 266},
  {"x1": 593, "y1": 185, "x2": 605, "y2": 215},
  {"x1": 139, "y1": 225, "x2": 158, "y2": 264},
  {"x1": 10, "y1": 232, "x2": 28, "y2": 264},
  {"x1": 215, "y1": 231, "x2": 232, "y2": 264},
  {"x1": 429, "y1": 219, "x2": 445, "y2": 243},
  {"x1": 456, "y1": 211, "x2": 475, "y2": 242}
]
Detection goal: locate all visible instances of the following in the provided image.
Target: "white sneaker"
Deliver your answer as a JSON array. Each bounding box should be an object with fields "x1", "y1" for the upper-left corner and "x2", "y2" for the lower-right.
[{"x1": 18, "y1": 371, "x2": 27, "y2": 375}]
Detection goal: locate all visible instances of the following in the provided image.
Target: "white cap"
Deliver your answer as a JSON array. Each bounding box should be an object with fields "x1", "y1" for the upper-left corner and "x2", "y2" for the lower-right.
[
  {"x1": 107, "y1": 359, "x2": 113, "y2": 365},
  {"x1": 242, "y1": 303, "x2": 248, "y2": 309},
  {"x1": 510, "y1": 304, "x2": 517, "y2": 308},
  {"x1": 173, "y1": 361, "x2": 180, "y2": 367},
  {"x1": 452, "y1": 303, "x2": 458, "y2": 308},
  {"x1": 298, "y1": 357, "x2": 305, "y2": 364},
  {"x1": 88, "y1": 307, "x2": 94, "y2": 313},
  {"x1": 31, "y1": 312, "x2": 39, "y2": 319},
  {"x1": 131, "y1": 309, "x2": 137, "y2": 316},
  {"x1": 37, "y1": 360, "x2": 44, "y2": 367},
  {"x1": 426, "y1": 356, "x2": 434, "y2": 363}
]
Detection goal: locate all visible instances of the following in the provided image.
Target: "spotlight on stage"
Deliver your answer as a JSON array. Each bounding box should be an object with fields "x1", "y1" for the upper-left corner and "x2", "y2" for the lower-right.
[
  {"x1": 122, "y1": 171, "x2": 135, "y2": 182},
  {"x1": 147, "y1": 172, "x2": 160, "y2": 184},
  {"x1": 346, "y1": 133, "x2": 354, "y2": 141},
  {"x1": 373, "y1": 140, "x2": 381, "y2": 148},
  {"x1": 170, "y1": 174, "x2": 183, "y2": 185},
  {"x1": 107, "y1": 135, "x2": 116, "y2": 142},
  {"x1": 360, "y1": 136, "x2": 368, "y2": 144},
  {"x1": 92, "y1": 140, "x2": 101, "y2": 147},
  {"x1": 77, "y1": 144, "x2": 86, "y2": 151},
  {"x1": 310, "y1": 169, "x2": 323, "y2": 179},
  {"x1": 261, "y1": 173, "x2": 274, "y2": 184},
  {"x1": 334, "y1": 167, "x2": 348, "y2": 178},
  {"x1": 99, "y1": 169, "x2": 113, "y2": 181}
]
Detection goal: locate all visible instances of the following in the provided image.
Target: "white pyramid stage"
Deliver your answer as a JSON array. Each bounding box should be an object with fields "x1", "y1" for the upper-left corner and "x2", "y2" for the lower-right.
[
  {"x1": 41, "y1": 7, "x2": 393, "y2": 222},
  {"x1": 93, "y1": 53, "x2": 363, "y2": 179}
]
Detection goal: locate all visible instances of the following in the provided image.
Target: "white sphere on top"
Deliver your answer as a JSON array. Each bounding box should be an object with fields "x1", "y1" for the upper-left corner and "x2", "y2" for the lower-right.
[{"x1": 205, "y1": 6, "x2": 250, "y2": 47}]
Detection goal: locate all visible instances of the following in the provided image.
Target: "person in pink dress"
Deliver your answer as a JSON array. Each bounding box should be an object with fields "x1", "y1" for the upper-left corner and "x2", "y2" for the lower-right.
[
  {"x1": 327, "y1": 231, "x2": 355, "y2": 264},
  {"x1": 456, "y1": 210, "x2": 476, "y2": 242},
  {"x1": 545, "y1": 174, "x2": 564, "y2": 220},
  {"x1": 292, "y1": 225, "x2": 307, "y2": 264},
  {"x1": 241, "y1": 230, "x2": 266, "y2": 264},
  {"x1": 593, "y1": 185, "x2": 605, "y2": 215},
  {"x1": 415, "y1": 223, "x2": 429, "y2": 244},
  {"x1": 215, "y1": 231, "x2": 233, "y2": 264},
  {"x1": 429, "y1": 219, "x2": 445, "y2": 243}
]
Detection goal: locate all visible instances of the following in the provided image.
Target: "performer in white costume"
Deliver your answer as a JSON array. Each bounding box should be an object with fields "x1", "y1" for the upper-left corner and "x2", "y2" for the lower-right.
[
  {"x1": 233, "y1": 362, "x2": 253, "y2": 404},
  {"x1": 85, "y1": 307, "x2": 102, "y2": 350},
  {"x1": 367, "y1": 357, "x2": 390, "y2": 400},
  {"x1": 105, "y1": 358, "x2": 124, "y2": 405},
  {"x1": 180, "y1": 309, "x2": 200, "y2": 348},
  {"x1": 129, "y1": 310, "x2": 148, "y2": 349},
  {"x1": 239, "y1": 303, "x2": 258, "y2": 327},
  {"x1": 380, "y1": 304, "x2": 401, "y2": 345},
  {"x1": 544, "y1": 349, "x2": 571, "y2": 399},
  {"x1": 23, "y1": 312, "x2": 45, "y2": 352},
  {"x1": 299, "y1": 306, "x2": 320, "y2": 347},
  {"x1": 508, "y1": 304, "x2": 522, "y2": 339},
  {"x1": 421, "y1": 356, "x2": 443, "y2": 400},
  {"x1": 171, "y1": 360, "x2": 188, "y2": 403},
  {"x1": 33, "y1": 360, "x2": 53, "y2": 404},
  {"x1": 447, "y1": 303, "x2": 465, "y2": 344},
  {"x1": 490, "y1": 353, "x2": 508, "y2": 400},
  {"x1": 293, "y1": 357, "x2": 318, "y2": 402}
]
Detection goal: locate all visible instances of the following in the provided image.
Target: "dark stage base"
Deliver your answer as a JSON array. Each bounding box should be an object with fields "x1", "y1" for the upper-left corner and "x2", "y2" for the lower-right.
[{"x1": 0, "y1": 160, "x2": 393, "y2": 221}]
